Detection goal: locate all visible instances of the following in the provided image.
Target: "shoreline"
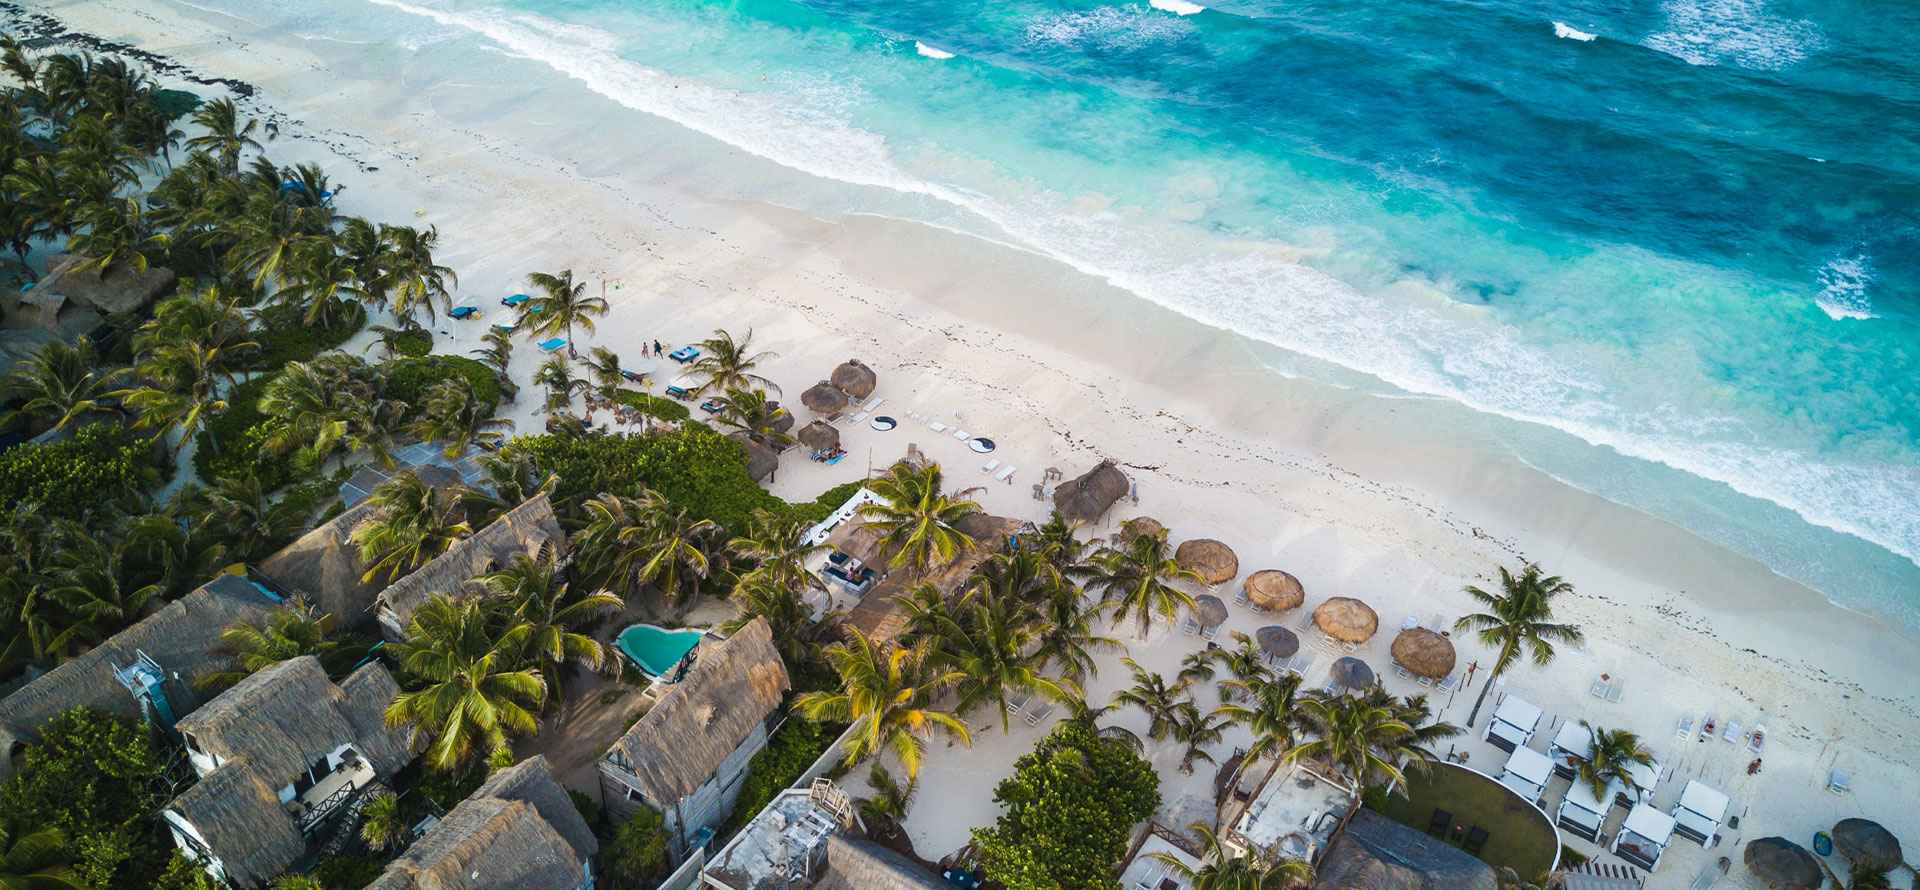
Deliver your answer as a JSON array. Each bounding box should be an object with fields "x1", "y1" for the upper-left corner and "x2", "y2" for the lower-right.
[{"x1": 15, "y1": 0, "x2": 1918, "y2": 881}]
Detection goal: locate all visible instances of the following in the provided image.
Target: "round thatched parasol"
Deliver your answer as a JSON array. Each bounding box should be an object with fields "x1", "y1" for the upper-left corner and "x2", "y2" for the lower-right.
[
  {"x1": 801, "y1": 380, "x2": 848, "y2": 414},
  {"x1": 1054, "y1": 461, "x2": 1129, "y2": 523},
  {"x1": 1744, "y1": 838, "x2": 1821, "y2": 889},
  {"x1": 1123, "y1": 516, "x2": 1165, "y2": 539},
  {"x1": 1244, "y1": 570, "x2": 1305, "y2": 612},
  {"x1": 1313, "y1": 597, "x2": 1379, "y2": 643},
  {"x1": 1833, "y1": 819, "x2": 1903, "y2": 871},
  {"x1": 797, "y1": 420, "x2": 840, "y2": 454},
  {"x1": 831, "y1": 359, "x2": 877, "y2": 400},
  {"x1": 1256, "y1": 626, "x2": 1299, "y2": 661},
  {"x1": 1390, "y1": 628, "x2": 1456, "y2": 679},
  {"x1": 1330, "y1": 657, "x2": 1375, "y2": 690},
  {"x1": 767, "y1": 402, "x2": 795, "y2": 435},
  {"x1": 1176, "y1": 538, "x2": 1239, "y2": 586},
  {"x1": 1193, "y1": 594, "x2": 1228, "y2": 628}
]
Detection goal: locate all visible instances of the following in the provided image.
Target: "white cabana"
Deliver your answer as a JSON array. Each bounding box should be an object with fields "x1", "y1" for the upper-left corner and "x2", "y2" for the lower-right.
[
  {"x1": 1671, "y1": 779, "x2": 1730, "y2": 845},
  {"x1": 1498, "y1": 745, "x2": 1554, "y2": 803},
  {"x1": 1556, "y1": 778, "x2": 1621, "y2": 841},
  {"x1": 1614, "y1": 803, "x2": 1677, "y2": 872},
  {"x1": 1618, "y1": 753, "x2": 1663, "y2": 807},
  {"x1": 1485, "y1": 694, "x2": 1543, "y2": 752},
  {"x1": 1549, "y1": 720, "x2": 1593, "y2": 779}
]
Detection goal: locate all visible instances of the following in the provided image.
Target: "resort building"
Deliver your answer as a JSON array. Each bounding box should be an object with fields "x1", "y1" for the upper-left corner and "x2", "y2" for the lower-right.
[
  {"x1": 1309, "y1": 809, "x2": 1499, "y2": 890},
  {"x1": 1611, "y1": 803, "x2": 1678, "y2": 871},
  {"x1": 367, "y1": 755, "x2": 598, "y2": 890},
  {"x1": 700, "y1": 780, "x2": 857, "y2": 890},
  {"x1": 0, "y1": 572, "x2": 284, "y2": 778},
  {"x1": 370, "y1": 492, "x2": 565, "y2": 640},
  {"x1": 163, "y1": 657, "x2": 416, "y2": 889},
  {"x1": 257, "y1": 497, "x2": 392, "y2": 630},
  {"x1": 842, "y1": 512, "x2": 1030, "y2": 644},
  {"x1": 599, "y1": 617, "x2": 790, "y2": 858},
  {"x1": 1220, "y1": 760, "x2": 1354, "y2": 863}
]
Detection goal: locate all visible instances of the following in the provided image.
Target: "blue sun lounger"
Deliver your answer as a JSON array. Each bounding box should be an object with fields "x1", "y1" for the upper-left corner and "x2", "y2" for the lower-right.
[
  {"x1": 503, "y1": 293, "x2": 531, "y2": 306},
  {"x1": 448, "y1": 306, "x2": 479, "y2": 319},
  {"x1": 538, "y1": 337, "x2": 566, "y2": 351},
  {"x1": 669, "y1": 346, "x2": 700, "y2": 363}
]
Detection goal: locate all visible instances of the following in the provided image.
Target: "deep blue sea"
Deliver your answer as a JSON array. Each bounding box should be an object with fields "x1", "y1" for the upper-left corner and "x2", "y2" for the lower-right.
[{"x1": 180, "y1": 0, "x2": 1920, "y2": 616}]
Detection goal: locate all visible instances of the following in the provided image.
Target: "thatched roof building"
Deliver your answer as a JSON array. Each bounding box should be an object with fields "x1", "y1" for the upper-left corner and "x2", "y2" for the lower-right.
[
  {"x1": 0, "y1": 573, "x2": 282, "y2": 777},
  {"x1": 164, "y1": 658, "x2": 413, "y2": 889},
  {"x1": 802, "y1": 380, "x2": 849, "y2": 414},
  {"x1": 825, "y1": 515, "x2": 888, "y2": 566},
  {"x1": 601, "y1": 618, "x2": 789, "y2": 810},
  {"x1": 1053, "y1": 460, "x2": 1128, "y2": 524},
  {"x1": 1313, "y1": 597, "x2": 1380, "y2": 644},
  {"x1": 257, "y1": 499, "x2": 386, "y2": 629},
  {"x1": 734, "y1": 434, "x2": 780, "y2": 483},
  {"x1": 372, "y1": 494, "x2": 564, "y2": 640},
  {"x1": 368, "y1": 756, "x2": 596, "y2": 890},
  {"x1": 1833, "y1": 818, "x2": 1903, "y2": 871},
  {"x1": 2, "y1": 256, "x2": 175, "y2": 376},
  {"x1": 814, "y1": 836, "x2": 946, "y2": 890},
  {"x1": 830, "y1": 360, "x2": 878, "y2": 400},
  {"x1": 845, "y1": 515, "x2": 1027, "y2": 644},
  {"x1": 798, "y1": 419, "x2": 841, "y2": 454},
  {"x1": 1312, "y1": 809, "x2": 1497, "y2": 890},
  {"x1": 1176, "y1": 538, "x2": 1239, "y2": 586}
]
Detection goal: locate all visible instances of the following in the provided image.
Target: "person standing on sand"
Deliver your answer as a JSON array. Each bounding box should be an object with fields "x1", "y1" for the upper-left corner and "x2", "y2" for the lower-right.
[{"x1": 654, "y1": 339, "x2": 664, "y2": 354}]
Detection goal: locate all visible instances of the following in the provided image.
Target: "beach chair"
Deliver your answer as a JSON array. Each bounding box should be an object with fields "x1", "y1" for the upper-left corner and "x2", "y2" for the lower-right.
[
  {"x1": 863, "y1": 397, "x2": 884, "y2": 412},
  {"x1": 1393, "y1": 661, "x2": 1412, "y2": 680},
  {"x1": 1182, "y1": 616, "x2": 1200, "y2": 635},
  {"x1": 1201, "y1": 625, "x2": 1220, "y2": 642},
  {"x1": 1748, "y1": 724, "x2": 1766, "y2": 753},
  {"x1": 1289, "y1": 651, "x2": 1317, "y2": 678},
  {"x1": 1722, "y1": 718, "x2": 1741, "y2": 742},
  {"x1": 1828, "y1": 768, "x2": 1848, "y2": 793},
  {"x1": 1005, "y1": 692, "x2": 1031, "y2": 716},
  {"x1": 1402, "y1": 614, "x2": 1419, "y2": 630},
  {"x1": 1462, "y1": 827, "x2": 1489, "y2": 856},
  {"x1": 995, "y1": 465, "x2": 1017, "y2": 482},
  {"x1": 1676, "y1": 715, "x2": 1694, "y2": 740},
  {"x1": 850, "y1": 411, "x2": 870, "y2": 424},
  {"x1": 952, "y1": 429, "x2": 969, "y2": 440},
  {"x1": 981, "y1": 459, "x2": 1001, "y2": 474},
  {"x1": 1292, "y1": 610, "x2": 1315, "y2": 632},
  {"x1": 1024, "y1": 702, "x2": 1055, "y2": 727},
  {"x1": 1418, "y1": 673, "x2": 1435, "y2": 688},
  {"x1": 1700, "y1": 714, "x2": 1718, "y2": 743},
  {"x1": 1234, "y1": 588, "x2": 1250, "y2": 607},
  {"x1": 1607, "y1": 679, "x2": 1626, "y2": 703},
  {"x1": 1591, "y1": 677, "x2": 1609, "y2": 698},
  {"x1": 1437, "y1": 673, "x2": 1458, "y2": 693},
  {"x1": 1691, "y1": 870, "x2": 1721, "y2": 890},
  {"x1": 929, "y1": 421, "x2": 947, "y2": 433},
  {"x1": 1427, "y1": 808, "x2": 1453, "y2": 837},
  {"x1": 1132, "y1": 866, "x2": 1161, "y2": 890}
]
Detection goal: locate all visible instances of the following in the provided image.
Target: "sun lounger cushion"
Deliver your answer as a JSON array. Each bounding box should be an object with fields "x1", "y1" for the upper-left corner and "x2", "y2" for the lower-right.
[{"x1": 995, "y1": 465, "x2": 1016, "y2": 481}]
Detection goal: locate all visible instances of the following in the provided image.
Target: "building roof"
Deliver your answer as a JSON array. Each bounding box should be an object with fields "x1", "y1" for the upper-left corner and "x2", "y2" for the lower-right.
[
  {"x1": 366, "y1": 756, "x2": 597, "y2": 890},
  {"x1": 1311, "y1": 809, "x2": 1498, "y2": 890},
  {"x1": 813, "y1": 836, "x2": 946, "y2": 890},
  {"x1": 604, "y1": 618, "x2": 789, "y2": 805},
  {"x1": 844, "y1": 514, "x2": 1026, "y2": 644},
  {"x1": 374, "y1": 493, "x2": 564, "y2": 633},
  {"x1": 256, "y1": 498, "x2": 388, "y2": 629},
  {"x1": 0, "y1": 573, "x2": 283, "y2": 770},
  {"x1": 168, "y1": 658, "x2": 413, "y2": 889}
]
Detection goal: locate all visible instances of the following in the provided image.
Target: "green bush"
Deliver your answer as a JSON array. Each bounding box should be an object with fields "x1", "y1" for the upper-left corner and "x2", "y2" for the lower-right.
[
  {"x1": 613, "y1": 388, "x2": 691, "y2": 423},
  {"x1": 569, "y1": 788, "x2": 602, "y2": 831},
  {"x1": 0, "y1": 708, "x2": 175, "y2": 889},
  {"x1": 393, "y1": 329, "x2": 433, "y2": 357},
  {"x1": 388, "y1": 355, "x2": 501, "y2": 410},
  {"x1": 1361, "y1": 784, "x2": 1389, "y2": 812},
  {"x1": 785, "y1": 479, "x2": 866, "y2": 527},
  {"x1": 309, "y1": 854, "x2": 384, "y2": 890},
  {"x1": 148, "y1": 89, "x2": 202, "y2": 121},
  {"x1": 1559, "y1": 845, "x2": 1590, "y2": 868},
  {"x1": 724, "y1": 718, "x2": 843, "y2": 837},
  {"x1": 194, "y1": 376, "x2": 293, "y2": 490},
  {"x1": 512, "y1": 424, "x2": 783, "y2": 535},
  {"x1": 971, "y1": 722, "x2": 1162, "y2": 890},
  {"x1": 253, "y1": 304, "x2": 365, "y2": 368},
  {"x1": 0, "y1": 425, "x2": 156, "y2": 520},
  {"x1": 604, "y1": 805, "x2": 669, "y2": 889}
]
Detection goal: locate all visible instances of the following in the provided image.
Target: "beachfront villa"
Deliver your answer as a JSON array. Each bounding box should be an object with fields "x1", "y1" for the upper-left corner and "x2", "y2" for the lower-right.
[
  {"x1": 598, "y1": 617, "x2": 790, "y2": 860},
  {"x1": 366, "y1": 755, "x2": 598, "y2": 890},
  {"x1": 700, "y1": 781, "x2": 859, "y2": 890},
  {"x1": 162, "y1": 657, "x2": 416, "y2": 888},
  {"x1": 369, "y1": 492, "x2": 564, "y2": 641}
]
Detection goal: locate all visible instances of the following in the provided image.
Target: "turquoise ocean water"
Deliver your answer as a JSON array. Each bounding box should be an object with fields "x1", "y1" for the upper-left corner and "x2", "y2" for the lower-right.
[{"x1": 177, "y1": 0, "x2": 1920, "y2": 620}]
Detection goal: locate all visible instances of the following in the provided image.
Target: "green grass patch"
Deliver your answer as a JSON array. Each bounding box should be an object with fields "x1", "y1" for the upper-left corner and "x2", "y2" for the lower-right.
[
  {"x1": 613, "y1": 388, "x2": 691, "y2": 423},
  {"x1": 1379, "y1": 763, "x2": 1560, "y2": 878}
]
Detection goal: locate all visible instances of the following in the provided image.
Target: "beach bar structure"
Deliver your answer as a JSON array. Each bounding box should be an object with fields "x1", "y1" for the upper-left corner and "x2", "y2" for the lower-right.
[
  {"x1": 1497, "y1": 745, "x2": 1555, "y2": 804},
  {"x1": 1549, "y1": 720, "x2": 1593, "y2": 780},
  {"x1": 1485, "y1": 694, "x2": 1543, "y2": 752},
  {"x1": 1613, "y1": 803, "x2": 1678, "y2": 871},
  {"x1": 1556, "y1": 777, "x2": 1623, "y2": 842},
  {"x1": 1670, "y1": 779, "x2": 1731, "y2": 846}
]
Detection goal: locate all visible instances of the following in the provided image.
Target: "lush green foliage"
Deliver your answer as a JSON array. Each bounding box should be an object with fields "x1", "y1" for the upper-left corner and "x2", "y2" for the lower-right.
[
  {"x1": 392, "y1": 329, "x2": 433, "y2": 357},
  {"x1": 612, "y1": 388, "x2": 691, "y2": 422},
  {"x1": 724, "y1": 718, "x2": 843, "y2": 836},
  {"x1": 252, "y1": 303, "x2": 366, "y2": 368},
  {"x1": 971, "y1": 722, "x2": 1162, "y2": 890},
  {"x1": 0, "y1": 709, "x2": 175, "y2": 890},
  {"x1": 602, "y1": 805, "x2": 668, "y2": 890},
  {"x1": 0, "y1": 425, "x2": 156, "y2": 520},
  {"x1": 786, "y1": 479, "x2": 865, "y2": 527},
  {"x1": 387, "y1": 355, "x2": 501, "y2": 410},
  {"x1": 513, "y1": 424, "x2": 784, "y2": 534},
  {"x1": 193, "y1": 375, "x2": 293, "y2": 489},
  {"x1": 309, "y1": 854, "x2": 384, "y2": 890},
  {"x1": 148, "y1": 89, "x2": 202, "y2": 121}
]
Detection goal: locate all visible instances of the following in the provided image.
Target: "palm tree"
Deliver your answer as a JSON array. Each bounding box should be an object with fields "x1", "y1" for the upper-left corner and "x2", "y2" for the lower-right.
[
  {"x1": 1287, "y1": 694, "x2": 1419, "y2": 789},
  {"x1": 856, "y1": 763, "x2": 917, "y2": 841},
  {"x1": 629, "y1": 501, "x2": 720, "y2": 613},
  {"x1": 413, "y1": 375, "x2": 514, "y2": 458},
  {"x1": 1110, "y1": 659, "x2": 1189, "y2": 743},
  {"x1": 520, "y1": 269, "x2": 607, "y2": 354},
  {"x1": 1454, "y1": 564, "x2": 1584, "y2": 727},
  {"x1": 1151, "y1": 821, "x2": 1311, "y2": 890},
  {"x1": 350, "y1": 472, "x2": 475, "y2": 583},
  {"x1": 715, "y1": 387, "x2": 794, "y2": 448},
  {"x1": 121, "y1": 339, "x2": 247, "y2": 454},
  {"x1": 359, "y1": 791, "x2": 410, "y2": 852},
  {"x1": 380, "y1": 224, "x2": 456, "y2": 329},
  {"x1": 794, "y1": 629, "x2": 969, "y2": 778},
  {"x1": 857, "y1": 461, "x2": 983, "y2": 579},
  {"x1": 183, "y1": 97, "x2": 259, "y2": 174},
  {"x1": 1215, "y1": 669, "x2": 1308, "y2": 768},
  {"x1": 46, "y1": 534, "x2": 160, "y2": 637},
  {"x1": 0, "y1": 826, "x2": 84, "y2": 890},
  {"x1": 925, "y1": 587, "x2": 1074, "y2": 732},
  {"x1": 258, "y1": 355, "x2": 373, "y2": 469},
  {"x1": 1086, "y1": 523, "x2": 1199, "y2": 640},
  {"x1": 1580, "y1": 722, "x2": 1656, "y2": 801},
  {"x1": 1169, "y1": 703, "x2": 1229, "y2": 775},
  {"x1": 729, "y1": 509, "x2": 828, "y2": 600},
  {"x1": 723, "y1": 577, "x2": 830, "y2": 666},
  {"x1": 534, "y1": 354, "x2": 585, "y2": 413},
  {"x1": 480, "y1": 551, "x2": 621, "y2": 700},
  {"x1": 197, "y1": 597, "x2": 368, "y2": 692},
  {"x1": 385, "y1": 594, "x2": 545, "y2": 774},
  {"x1": 1206, "y1": 632, "x2": 1273, "y2": 700},
  {"x1": 1033, "y1": 586, "x2": 1122, "y2": 684},
  {"x1": 0, "y1": 336, "x2": 125, "y2": 433},
  {"x1": 67, "y1": 196, "x2": 166, "y2": 277},
  {"x1": 690, "y1": 328, "x2": 779, "y2": 395}
]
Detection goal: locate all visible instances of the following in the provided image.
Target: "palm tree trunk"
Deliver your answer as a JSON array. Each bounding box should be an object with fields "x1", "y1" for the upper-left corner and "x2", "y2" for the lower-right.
[{"x1": 1464, "y1": 668, "x2": 1500, "y2": 728}]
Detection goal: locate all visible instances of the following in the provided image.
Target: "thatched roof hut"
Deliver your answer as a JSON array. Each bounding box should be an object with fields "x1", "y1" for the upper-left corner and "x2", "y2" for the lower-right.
[
  {"x1": 767, "y1": 402, "x2": 796, "y2": 435},
  {"x1": 831, "y1": 359, "x2": 877, "y2": 401},
  {"x1": 845, "y1": 515, "x2": 1026, "y2": 645},
  {"x1": 1244, "y1": 569, "x2": 1305, "y2": 612},
  {"x1": 825, "y1": 516, "x2": 887, "y2": 566},
  {"x1": 0, "y1": 573, "x2": 281, "y2": 777},
  {"x1": 36, "y1": 253, "x2": 178, "y2": 315},
  {"x1": 1330, "y1": 657, "x2": 1375, "y2": 690},
  {"x1": 1176, "y1": 539, "x2": 1239, "y2": 586},
  {"x1": 368, "y1": 756, "x2": 596, "y2": 890},
  {"x1": 798, "y1": 419, "x2": 841, "y2": 454},
  {"x1": 737, "y1": 435, "x2": 779, "y2": 482},
  {"x1": 1257, "y1": 626, "x2": 1299, "y2": 661},
  {"x1": 167, "y1": 658, "x2": 413, "y2": 889},
  {"x1": 814, "y1": 836, "x2": 947, "y2": 890},
  {"x1": 802, "y1": 380, "x2": 848, "y2": 414},
  {"x1": 257, "y1": 499, "x2": 385, "y2": 629},
  {"x1": 602, "y1": 619, "x2": 789, "y2": 808},
  {"x1": 1744, "y1": 837, "x2": 1822, "y2": 889},
  {"x1": 1390, "y1": 629, "x2": 1456, "y2": 679},
  {"x1": 1833, "y1": 819, "x2": 1903, "y2": 871},
  {"x1": 1313, "y1": 597, "x2": 1380, "y2": 644},
  {"x1": 1053, "y1": 460, "x2": 1128, "y2": 524},
  {"x1": 1312, "y1": 809, "x2": 1497, "y2": 890},
  {"x1": 373, "y1": 493, "x2": 563, "y2": 640},
  {"x1": 1193, "y1": 594, "x2": 1228, "y2": 629}
]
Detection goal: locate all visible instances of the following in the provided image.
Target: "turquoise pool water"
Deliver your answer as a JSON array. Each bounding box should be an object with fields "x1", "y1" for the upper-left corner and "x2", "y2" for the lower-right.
[{"x1": 615, "y1": 624, "x2": 703, "y2": 679}]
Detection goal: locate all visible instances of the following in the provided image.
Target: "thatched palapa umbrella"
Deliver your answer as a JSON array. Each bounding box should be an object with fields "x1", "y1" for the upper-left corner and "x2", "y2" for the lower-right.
[
  {"x1": 801, "y1": 380, "x2": 848, "y2": 415},
  {"x1": 1330, "y1": 657, "x2": 1375, "y2": 690},
  {"x1": 1744, "y1": 837, "x2": 1821, "y2": 889},
  {"x1": 1390, "y1": 628, "x2": 1456, "y2": 679},
  {"x1": 731, "y1": 433, "x2": 779, "y2": 482},
  {"x1": 1193, "y1": 594, "x2": 1227, "y2": 629},
  {"x1": 1313, "y1": 597, "x2": 1379, "y2": 644},
  {"x1": 831, "y1": 359, "x2": 877, "y2": 400},
  {"x1": 1833, "y1": 819, "x2": 1903, "y2": 871},
  {"x1": 1054, "y1": 460, "x2": 1129, "y2": 523},
  {"x1": 1121, "y1": 516, "x2": 1164, "y2": 540},
  {"x1": 1176, "y1": 538, "x2": 1239, "y2": 586},
  {"x1": 767, "y1": 401, "x2": 795, "y2": 435},
  {"x1": 1256, "y1": 626, "x2": 1299, "y2": 661},
  {"x1": 1244, "y1": 569, "x2": 1305, "y2": 612},
  {"x1": 797, "y1": 420, "x2": 840, "y2": 454}
]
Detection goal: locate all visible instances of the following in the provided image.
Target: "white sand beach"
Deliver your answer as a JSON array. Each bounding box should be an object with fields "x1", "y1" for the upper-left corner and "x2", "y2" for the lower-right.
[{"x1": 20, "y1": 0, "x2": 1920, "y2": 885}]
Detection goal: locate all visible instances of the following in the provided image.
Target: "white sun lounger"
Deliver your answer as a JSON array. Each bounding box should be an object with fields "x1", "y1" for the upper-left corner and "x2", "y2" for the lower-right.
[
  {"x1": 1005, "y1": 692, "x2": 1031, "y2": 715},
  {"x1": 1607, "y1": 679, "x2": 1626, "y2": 703},
  {"x1": 1435, "y1": 674, "x2": 1457, "y2": 693},
  {"x1": 850, "y1": 411, "x2": 870, "y2": 424},
  {"x1": 1024, "y1": 702, "x2": 1055, "y2": 726},
  {"x1": 1676, "y1": 715, "x2": 1694, "y2": 740},
  {"x1": 995, "y1": 465, "x2": 1017, "y2": 482},
  {"x1": 952, "y1": 429, "x2": 969, "y2": 440},
  {"x1": 863, "y1": 396, "x2": 884, "y2": 411},
  {"x1": 1828, "y1": 768, "x2": 1848, "y2": 793},
  {"x1": 1692, "y1": 869, "x2": 1721, "y2": 890},
  {"x1": 1722, "y1": 718, "x2": 1741, "y2": 742},
  {"x1": 1748, "y1": 724, "x2": 1766, "y2": 752},
  {"x1": 1592, "y1": 677, "x2": 1610, "y2": 698},
  {"x1": 981, "y1": 459, "x2": 1001, "y2": 474},
  {"x1": 928, "y1": 421, "x2": 947, "y2": 433}
]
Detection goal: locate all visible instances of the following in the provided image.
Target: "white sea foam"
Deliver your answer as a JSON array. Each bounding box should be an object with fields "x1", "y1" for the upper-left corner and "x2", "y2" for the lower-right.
[
  {"x1": 1023, "y1": 6, "x2": 1195, "y2": 50},
  {"x1": 1150, "y1": 0, "x2": 1208, "y2": 16},
  {"x1": 363, "y1": 0, "x2": 1920, "y2": 573},
  {"x1": 915, "y1": 42, "x2": 955, "y2": 60},
  {"x1": 1553, "y1": 22, "x2": 1597, "y2": 41},
  {"x1": 1642, "y1": 0, "x2": 1826, "y2": 71},
  {"x1": 1815, "y1": 255, "x2": 1876, "y2": 320}
]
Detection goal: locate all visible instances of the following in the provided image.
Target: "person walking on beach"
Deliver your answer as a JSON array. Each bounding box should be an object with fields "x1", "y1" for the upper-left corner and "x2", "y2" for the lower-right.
[{"x1": 654, "y1": 339, "x2": 664, "y2": 354}]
